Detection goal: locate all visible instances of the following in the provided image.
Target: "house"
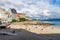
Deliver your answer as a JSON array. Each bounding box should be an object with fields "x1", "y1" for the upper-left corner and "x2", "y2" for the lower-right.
[
  {"x1": 0, "y1": 8, "x2": 13, "y2": 29},
  {"x1": 15, "y1": 13, "x2": 25, "y2": 21},
  {"x1": 16, "y1": 13, "x2": 25, "y2": 18},
  {"x1": 16, "y1": 13, "x2": 30, "y2": 21},
  {"x1": 0, "y1": 8, "x2": 5, "y2": 12}
]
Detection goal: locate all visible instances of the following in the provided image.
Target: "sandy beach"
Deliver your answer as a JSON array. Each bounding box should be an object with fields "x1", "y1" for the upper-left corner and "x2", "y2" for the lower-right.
[
  {"x1": 8, "y1": 22, "x2": 60, "y2": 34},
  {"x1": 0, "y1": 22, "x2": 60, "y2": 40}
]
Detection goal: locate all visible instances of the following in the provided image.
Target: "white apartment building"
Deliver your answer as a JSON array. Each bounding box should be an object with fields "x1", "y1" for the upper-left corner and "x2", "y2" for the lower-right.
[{"x1": 0, "y1": 8, "x2": 13, "y2": 25}]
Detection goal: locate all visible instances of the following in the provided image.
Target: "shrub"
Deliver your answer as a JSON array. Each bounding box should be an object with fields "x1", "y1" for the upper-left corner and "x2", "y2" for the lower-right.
[
  {"x1": 11, "y1": 17, "x2": 28, "y2": 22},
  {"x1": 19, "y1": 18, "x2": 28, "y2": 22},
  {"x1": 11, "y1": 19, "x2": 18, "y2": 22}
]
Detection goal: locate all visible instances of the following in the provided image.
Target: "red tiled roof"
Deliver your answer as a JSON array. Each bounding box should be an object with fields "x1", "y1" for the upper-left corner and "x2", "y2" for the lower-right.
[
  {"x1": 16, "y1": 13, "x2": 25, "y2": 17},
  {"x1": 0, "y1": 8, "x2": 5, "y2": 11},
  {"x1": 17, "y1": 13, "x2": 25, "y2": 15}
]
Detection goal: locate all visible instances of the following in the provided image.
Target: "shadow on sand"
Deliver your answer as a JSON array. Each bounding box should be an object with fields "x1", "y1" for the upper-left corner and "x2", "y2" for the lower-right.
[{"x1": 0, "y1": 28, "x2": 60, "y2": 40}]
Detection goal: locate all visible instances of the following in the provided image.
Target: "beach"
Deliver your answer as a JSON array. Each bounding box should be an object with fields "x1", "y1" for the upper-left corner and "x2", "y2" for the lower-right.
[
  {"x1": 8, "y1": 22, "x2": 60, "y2": 34},
  {"x1": 0, "y1": 22, "x2": 60, "y2": 40}
]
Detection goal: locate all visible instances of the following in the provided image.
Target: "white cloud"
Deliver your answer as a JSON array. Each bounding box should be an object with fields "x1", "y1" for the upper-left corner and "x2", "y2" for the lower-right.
[
  {"x1": 0, "y1": 0, "x2": 60, "y2": 19},
  {"x1": 43, "y1": 10, "x2": 51, "y2": 16}
]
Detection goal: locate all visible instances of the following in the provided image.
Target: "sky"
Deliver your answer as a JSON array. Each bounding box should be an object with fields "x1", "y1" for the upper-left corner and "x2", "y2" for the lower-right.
[{"x1": 0, "y1": 0, "x2": 60, "y2": 20}]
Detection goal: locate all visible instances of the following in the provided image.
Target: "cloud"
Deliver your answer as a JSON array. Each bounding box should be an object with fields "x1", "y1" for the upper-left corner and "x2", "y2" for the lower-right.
[{"x1": 0, "y1": 0, "x2": 60, "y2": 19}]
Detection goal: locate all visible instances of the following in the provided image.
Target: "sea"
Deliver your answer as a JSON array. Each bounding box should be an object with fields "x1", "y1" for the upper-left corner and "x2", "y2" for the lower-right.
[{"x1": 41, "y1": 21, "x2": 60, "y2": 27}]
